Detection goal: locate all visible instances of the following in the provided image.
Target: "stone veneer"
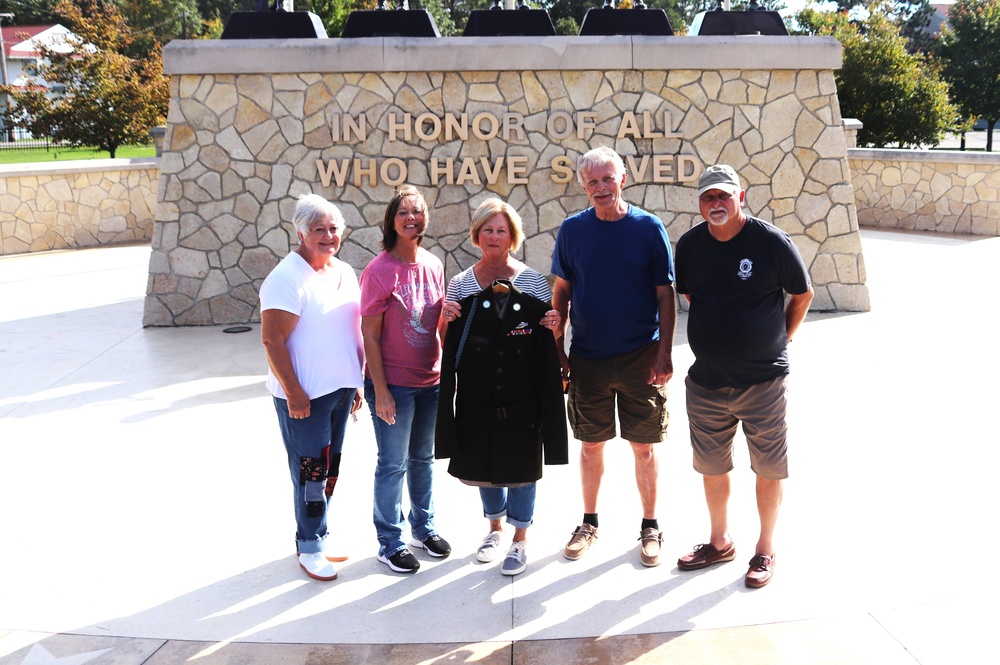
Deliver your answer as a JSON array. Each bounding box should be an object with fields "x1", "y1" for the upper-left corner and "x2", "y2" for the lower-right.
[
  {"x1": 850, "y1": 149, "x2": 1000, "y2": 236},
  {"x1": 144, "y1": 36, "x2": 871, "y2": 326},
  {"x1": 0, "y1": 159, "x2": 158, "y2": 256}
]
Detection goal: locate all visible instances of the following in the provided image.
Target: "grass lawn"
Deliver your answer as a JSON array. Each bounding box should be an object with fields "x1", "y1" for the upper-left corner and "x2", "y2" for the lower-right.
[{"x1": 0, "y1": 144, "x2": 157, "y2": 165}]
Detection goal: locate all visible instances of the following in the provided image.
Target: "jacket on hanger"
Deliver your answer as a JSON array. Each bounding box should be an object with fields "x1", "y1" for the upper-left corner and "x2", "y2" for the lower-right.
[{"x1": 436, "y1": 279, "x2": 568, "y2": 485}]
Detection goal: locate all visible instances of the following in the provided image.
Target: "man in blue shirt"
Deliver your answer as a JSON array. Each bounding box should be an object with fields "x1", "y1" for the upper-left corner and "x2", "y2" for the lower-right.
[{"x1": 551, "y1": 146, "x2": 676, "y2": 568}]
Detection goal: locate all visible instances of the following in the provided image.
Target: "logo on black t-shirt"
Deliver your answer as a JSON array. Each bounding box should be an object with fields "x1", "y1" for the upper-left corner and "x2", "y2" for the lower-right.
[{"x1": 738, "y1": 258, "x2": 753, "y2": 281}]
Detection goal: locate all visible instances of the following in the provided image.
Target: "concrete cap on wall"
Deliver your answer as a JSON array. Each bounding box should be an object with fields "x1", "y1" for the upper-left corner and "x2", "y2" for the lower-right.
[{"x1": 162, "y1": 35, "x2": 843, "y2": 75}]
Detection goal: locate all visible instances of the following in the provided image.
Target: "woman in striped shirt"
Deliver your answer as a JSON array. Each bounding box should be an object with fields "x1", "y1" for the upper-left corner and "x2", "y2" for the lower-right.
[{"x1": 439, "y1": 198, "x2": 561, "y2": 576}]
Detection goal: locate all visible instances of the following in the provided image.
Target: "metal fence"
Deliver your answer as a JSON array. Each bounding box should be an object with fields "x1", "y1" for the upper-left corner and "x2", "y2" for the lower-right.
[{"x1": 0, "y1": 126, "x2": 56, "y2": 150}]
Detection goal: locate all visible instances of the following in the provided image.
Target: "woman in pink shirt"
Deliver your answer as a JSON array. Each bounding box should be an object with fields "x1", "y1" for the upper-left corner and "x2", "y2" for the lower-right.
[{"x1": 360, "y1": 185, "x2": 452, "y2": 574}]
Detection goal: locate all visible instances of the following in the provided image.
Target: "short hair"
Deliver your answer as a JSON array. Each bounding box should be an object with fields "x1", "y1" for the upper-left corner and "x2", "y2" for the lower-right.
[
  {"x1": 292, "y1": 194, "x2": 344, "y2": 238},
  {"x1": 381, "y1": 185, "x2": 427, "y2": 252},
  {"x1": 470, "y1": 198, "x2": 524, "y2": 253},
  {"x1": 577, "y1": 146, "x2": 626, "y2": 187}
]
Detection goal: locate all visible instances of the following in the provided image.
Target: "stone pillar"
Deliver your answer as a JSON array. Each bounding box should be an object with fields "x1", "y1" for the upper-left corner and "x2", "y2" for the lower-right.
[
  {"x1": 842, "y1": 118, "x2": 862, "y2": 149},
  {"x1": 148, "y1": 126, "x2": 166, "y2": 157}
]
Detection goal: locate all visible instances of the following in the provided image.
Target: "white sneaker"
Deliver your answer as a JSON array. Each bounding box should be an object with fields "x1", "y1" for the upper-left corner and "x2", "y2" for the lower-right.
[
  {"x1": 298, "y1": 552, "x2": 338, "y2": 581},
  {"x1": 297, "y1": 548, "x2": 349, "y2": 563},
  {"x1": 477, "y1": 531, "x2": 504, "y2": 563},
  {"x1": 501, "y1": 540, "x2": 527, "y2": 576}
]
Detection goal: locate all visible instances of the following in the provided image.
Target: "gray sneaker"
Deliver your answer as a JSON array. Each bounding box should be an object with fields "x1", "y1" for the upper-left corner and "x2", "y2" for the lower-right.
[
  {"x1": 500, "y1": 540, "x2": 527, "y2": 576},
  {"x1": 477, "y1": 530, "x2": 504, "y2": 563}
]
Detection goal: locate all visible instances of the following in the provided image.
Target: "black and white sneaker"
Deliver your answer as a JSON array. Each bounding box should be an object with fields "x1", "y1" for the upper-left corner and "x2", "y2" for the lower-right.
[
  {"x1": 378, "y1": 548, "x2": 420, "y2": 573},
  {"x1": 409, "y1": 534, "x2": 452, "y2": 558}
]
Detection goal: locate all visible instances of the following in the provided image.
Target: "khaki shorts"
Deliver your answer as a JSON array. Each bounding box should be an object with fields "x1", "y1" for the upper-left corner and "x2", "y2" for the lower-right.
[
  {"x1": 685, "y1": 374, "x2": 789, "y2": 480},
  {"x1": 567, "y1": 341, "x2": 668, "y2": 444}
]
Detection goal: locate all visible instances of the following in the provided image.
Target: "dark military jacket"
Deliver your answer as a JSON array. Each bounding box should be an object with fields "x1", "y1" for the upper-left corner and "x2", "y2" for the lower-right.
[{"x1": 435, "y1": 280, "x2": 568, "y2": 485}]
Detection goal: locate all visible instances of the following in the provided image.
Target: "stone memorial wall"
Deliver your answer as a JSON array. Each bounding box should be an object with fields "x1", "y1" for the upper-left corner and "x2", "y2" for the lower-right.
[
  {"x1": 1, "y1": 160, "x2": 158, "y2": 256},
  {"x1": 144, "y1": 35, "x2": 871, "y2": 326},
  {"x1": 850, "y1": 148, "x2": 1000, "y2": 236}
]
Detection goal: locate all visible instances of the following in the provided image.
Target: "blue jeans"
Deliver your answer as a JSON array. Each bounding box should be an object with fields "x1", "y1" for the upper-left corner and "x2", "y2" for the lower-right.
[
  {"x1": 272, "y1": 387, "x2": 355, "y2": 554},
  {"x1": 480, "y1": 484, "x2": 536, "y2": 530},
  {"x1": 365, "y1": 379, "x2": 440, "y2": 558}
]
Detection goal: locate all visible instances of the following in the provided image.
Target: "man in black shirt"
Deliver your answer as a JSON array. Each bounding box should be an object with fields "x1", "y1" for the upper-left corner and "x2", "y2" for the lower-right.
[{"x1": 674, "y1": 164, "x2": 813, "y2": 588}]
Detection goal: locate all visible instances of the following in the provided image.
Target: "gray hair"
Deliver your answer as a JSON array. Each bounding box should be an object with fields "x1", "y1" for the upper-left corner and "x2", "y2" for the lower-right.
[
  {"x1": 577, "y1": 146, "x2": 626, "y2": 187},
  {"x1": 292, "y1": 194, "x2": 344, "y2": 238}
]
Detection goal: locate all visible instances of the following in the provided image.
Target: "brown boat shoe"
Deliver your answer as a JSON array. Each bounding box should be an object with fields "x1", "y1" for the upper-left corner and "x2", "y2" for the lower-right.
[
  {"x1": 744, "y1": 553, "x2": 776, "y2": 588},
  {"x1": 563, "y1": 523, "x2": 598, "y2": 560},
  {"x1": 677, "y1": 541, "x2": 736, "y2": 571},
  {"x1": 638, "y1": 527, "x2": 663, "y2": 567}
]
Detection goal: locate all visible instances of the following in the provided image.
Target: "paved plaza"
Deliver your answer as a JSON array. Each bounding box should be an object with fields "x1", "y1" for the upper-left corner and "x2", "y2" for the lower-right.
[{"x1": 1, "y1": 228, "x2": 997, "y2": 664}]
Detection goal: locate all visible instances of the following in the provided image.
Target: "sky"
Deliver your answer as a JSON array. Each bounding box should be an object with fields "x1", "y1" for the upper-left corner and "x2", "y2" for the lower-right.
[{"x1": 777, "y1": 0, "x2": 955, "y2": 17}]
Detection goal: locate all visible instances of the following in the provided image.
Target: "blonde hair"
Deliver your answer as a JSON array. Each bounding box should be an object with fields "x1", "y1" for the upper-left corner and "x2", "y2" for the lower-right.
[{"x1": 470, "y1": 198, "x2": 524, "y2": 253}]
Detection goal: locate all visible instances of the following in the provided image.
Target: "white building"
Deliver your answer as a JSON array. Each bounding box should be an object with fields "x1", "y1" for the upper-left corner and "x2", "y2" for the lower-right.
[{"x1": 2, "y1": 23, "x2": 75, "y2": 90}]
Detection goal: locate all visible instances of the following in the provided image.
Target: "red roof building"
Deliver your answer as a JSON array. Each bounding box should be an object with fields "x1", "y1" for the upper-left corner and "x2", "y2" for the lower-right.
[{"x1": 2, "y1": 24, "x2": 74, "y2": 89}]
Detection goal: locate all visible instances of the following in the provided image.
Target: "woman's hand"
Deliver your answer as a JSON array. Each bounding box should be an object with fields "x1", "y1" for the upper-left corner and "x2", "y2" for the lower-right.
[
  {"x1": 441, "y1": 300, "x2": 462, "y2": 323},
  {"x1": 351, "y1": 388, "x2": 364, "y2": 415},
  {"x1": 286, "y1": 387, "x2": 311, "y2": 419},
  {"x1": 261, "y1": 309, "x2": 312, "y2": 418},
  {"x1": 374, "y1": 389, "x2": 396, "y2": 425},
  {"x1": 540, "y1": 308, "x2": 560, "y2": 332}
]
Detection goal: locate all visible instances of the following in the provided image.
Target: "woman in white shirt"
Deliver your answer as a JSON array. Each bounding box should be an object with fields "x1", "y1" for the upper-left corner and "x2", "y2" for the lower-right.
[{"x1": 260, "y1": 194, "x2": 364, "y2": 582}]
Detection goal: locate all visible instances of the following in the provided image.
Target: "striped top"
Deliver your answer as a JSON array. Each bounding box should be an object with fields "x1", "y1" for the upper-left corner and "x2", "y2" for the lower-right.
[{"x1": 447, "y1": 265, "x2": 552, "y2": 302}]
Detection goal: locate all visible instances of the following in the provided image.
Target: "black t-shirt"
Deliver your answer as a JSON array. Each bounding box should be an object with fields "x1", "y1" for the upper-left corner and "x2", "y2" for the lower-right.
[{"x1": 675, "y1": 216, "x2": 810, "y2": 389}]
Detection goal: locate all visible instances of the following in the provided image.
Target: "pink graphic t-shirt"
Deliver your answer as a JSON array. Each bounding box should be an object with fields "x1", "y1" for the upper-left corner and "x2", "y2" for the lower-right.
[{"x1": 360, "y1": 249, "x2": 445, "y2": 388}]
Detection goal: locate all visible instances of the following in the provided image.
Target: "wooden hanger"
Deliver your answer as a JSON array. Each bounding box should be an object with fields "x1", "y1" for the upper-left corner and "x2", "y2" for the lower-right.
[{"x1": 492, "y1": 279, "x2": 511, "y2": 294}]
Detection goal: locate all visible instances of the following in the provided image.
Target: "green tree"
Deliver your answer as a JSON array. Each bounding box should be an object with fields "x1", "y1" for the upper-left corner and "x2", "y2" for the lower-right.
[
  {"x1": 300, "y1": 0, "x2": 377, "y2": 37},
  {"x1": 121, "y1": 0, "x2": 200, "y2": 40},
  {"x1": 792, "y1": 0, "x2": 935, "y2": 52},
  {"x1": 938, "y1": 0, "x2": 1000, "y2": 151},
  {"x1": 432, "y1": 0, "x2": 492, "y2": 35},
  {"x1": 197, "y1": 0, "x2": 255, "y2": 23},
  {"x1": 545, "y1": 0, "x2": 700, "y2": 35},
  {"x1": 410, "y1": 0, "x2": 458, "y2": 36},
  {"x1": 797, "y1": 3, "x2": 956, "y2": 147},
  {"x1": 814, "y1": 0, "x2": 926, "y2": 18},
  {"x1": 0, "y1": 0, "x2": 61, "y2": 25},
  {"x1": 1, "y1": 0, "x2": 169, "y2": 157}
]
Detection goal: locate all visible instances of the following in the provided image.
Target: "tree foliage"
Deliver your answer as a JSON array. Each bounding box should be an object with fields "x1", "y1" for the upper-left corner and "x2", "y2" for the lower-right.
[
  {"x1": 797, "y1": 2, "x2": 956, "y2": 147},
  {"x1": 543, "y1": 0, "x2": 714, "y2": 36},
  {"x1": 938, "y1": 0, "x2": 1000, "y2": 151},
  {"x1": 0, "y1": 0, "x2": 62, "y2": 25},
  {"x1": 1, "y1": 0, "x2": 169, "y2": 156},
  {"x1": 117, "y1": 0, "x2": 200, "y2": 56},
  {"x1": 300, "y1": 0, "x2": 373, "y2": 37},
  {"x1": 790, "y1": 0, "x2": 936, "y2": 53}
]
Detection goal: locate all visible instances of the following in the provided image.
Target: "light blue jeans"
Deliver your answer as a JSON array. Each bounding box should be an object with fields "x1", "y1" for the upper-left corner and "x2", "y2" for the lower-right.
[
  {"x1": 272, "y1": 387, "x2": 354, "y2": 555},
  {"x1": 365, "y1": 379, "x2": 440, "y2": 558},
  {"x1": 480, "y1": 484, "x2": 536, "y2": 530}
]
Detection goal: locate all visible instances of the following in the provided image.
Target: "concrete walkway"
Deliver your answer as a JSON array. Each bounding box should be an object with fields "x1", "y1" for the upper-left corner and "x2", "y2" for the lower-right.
[{"x1": 1, "y1": 228, "x2": 997, "y2": 664}]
